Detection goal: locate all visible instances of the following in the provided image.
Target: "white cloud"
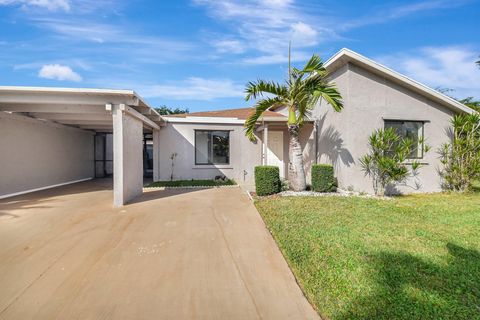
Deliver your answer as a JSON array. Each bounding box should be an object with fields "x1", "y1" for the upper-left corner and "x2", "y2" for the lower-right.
[
  {"x1": 377, "y1": 46, "x2": 480, "y2": 99},
  {"x1": 341, "y1": 0, "x2": 472, "y2": 30},
  {"x1": 212, "y1": 39, "x2": 246, "y2": 54},
  {"x1": 193, "y1": 0, "x2": 334, "y2": 57},
  {"x1": 242, "y1": 51, "x2": 311, "y2": 65},
  {"x1": 38, "y1": 64, "x2": 82, "y2": 81},
  {"x1": 290, "y1": 22, "x2": 318, "y2": 47},
  {"x1": 139, "y1": 77, "x2": 244, "y2": 100},
  {"x1": 0, "y1": 0, "x2": 70, "y2": 11}
]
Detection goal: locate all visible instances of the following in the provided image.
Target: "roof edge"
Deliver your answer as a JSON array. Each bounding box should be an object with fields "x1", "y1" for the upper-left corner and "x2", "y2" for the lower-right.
[{"x1": 325, "y1": 48, "x2": 475, "y2": 115}]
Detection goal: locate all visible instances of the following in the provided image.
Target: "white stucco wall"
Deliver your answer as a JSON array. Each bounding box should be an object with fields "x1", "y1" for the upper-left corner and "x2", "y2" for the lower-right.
[
  {"x1": 0, "y1": 112, "x2": 94, "y2": 197},
  {"x1": 112, "y1": 107, "x2": 143, "y2": 206},
  {"x1": 316, "y1": 63, "x2": 455, "y2": 194},
  {"x1": 157, "y1": 122, "x2": 262, "y2": 186}
]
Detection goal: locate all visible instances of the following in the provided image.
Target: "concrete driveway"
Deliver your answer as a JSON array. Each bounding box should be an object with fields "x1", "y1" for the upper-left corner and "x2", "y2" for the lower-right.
[{"x1": 0, "y1": 180, "x2": 318, "y2": 320}]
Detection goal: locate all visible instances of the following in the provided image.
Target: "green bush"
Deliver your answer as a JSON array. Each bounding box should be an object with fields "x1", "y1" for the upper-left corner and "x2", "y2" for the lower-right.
[
  {"x1": 255, "y1": 166, "x2": 281, "y2": 196},
  {"x1": 312, "y1": 164, "x2": 337, "y2": 192}
]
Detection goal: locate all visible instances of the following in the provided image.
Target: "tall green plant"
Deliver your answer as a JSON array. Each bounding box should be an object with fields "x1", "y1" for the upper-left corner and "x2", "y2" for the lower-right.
[
  {"x1": 359, "y1": 128, "x2": 428, "y2": 196},
  {"x1": 244, "y1": 50, "x2": 343, "y2": 191},
  {"x1": 440, "y1": 113, "x2": 480, "y2": 191}
]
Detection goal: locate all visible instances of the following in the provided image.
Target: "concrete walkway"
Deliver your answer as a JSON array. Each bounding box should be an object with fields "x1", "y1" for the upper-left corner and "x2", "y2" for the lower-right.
[{"x1": 0, "y1": 180, "x2": 318, "y2": 319}]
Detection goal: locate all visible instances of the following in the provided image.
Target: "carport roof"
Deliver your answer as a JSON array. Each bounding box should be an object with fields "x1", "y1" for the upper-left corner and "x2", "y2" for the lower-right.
[{"x1": 0, "y1": 86, "x2": 164, "y2": 132}]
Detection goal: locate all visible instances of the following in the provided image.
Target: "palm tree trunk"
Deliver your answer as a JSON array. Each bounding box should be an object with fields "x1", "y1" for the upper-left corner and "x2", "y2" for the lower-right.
[{"x1": 288, "y1": 124, "x2": 307, "y2": 191}]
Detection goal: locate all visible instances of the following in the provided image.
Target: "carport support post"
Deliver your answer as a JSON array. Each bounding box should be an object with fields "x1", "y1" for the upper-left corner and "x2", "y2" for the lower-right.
[
  {"x1": 112, "y1": 104, "x2": 144, "y2": 206},
  {"x1": 153, "y1": 129, "x2": 160, "y2": 181}
]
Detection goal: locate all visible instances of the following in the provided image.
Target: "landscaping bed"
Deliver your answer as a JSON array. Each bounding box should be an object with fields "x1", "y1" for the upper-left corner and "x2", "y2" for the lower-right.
[
  {"x1": 146, "y1": 179, "x2": 236, "y2": 188},
  {"x1": 255, "y1": 193, "x2": 480, "y2": 319}
]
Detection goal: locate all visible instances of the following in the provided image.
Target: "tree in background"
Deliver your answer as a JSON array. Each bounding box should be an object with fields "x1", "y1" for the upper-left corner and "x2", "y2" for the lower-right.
[
  {"x1": 459, "y1": 97, "x2": 480, "y2": 112},
  {"x1": 155, "y1": 105, "x2": 189, "y2": 115},
  {"x1": 244, "y1": 52, "x2": 343, "y2": 191}
]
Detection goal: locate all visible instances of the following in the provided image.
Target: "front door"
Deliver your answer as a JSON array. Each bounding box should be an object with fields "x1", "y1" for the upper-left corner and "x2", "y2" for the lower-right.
[{"x1": 267, "y1": 131, "x2": 285, "y2": 178}]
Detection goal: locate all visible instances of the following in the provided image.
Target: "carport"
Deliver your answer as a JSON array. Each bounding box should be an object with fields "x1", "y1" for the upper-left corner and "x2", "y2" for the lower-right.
[{"x1": 0, "y1": 86, "x2": 163, "y2": 206}]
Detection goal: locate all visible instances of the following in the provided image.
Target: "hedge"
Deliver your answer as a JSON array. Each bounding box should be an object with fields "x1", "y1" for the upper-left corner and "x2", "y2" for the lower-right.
[
  {"x1": 312, "y1": 164, "x2": 337, "y2": 192},
  {"x1": 255, "y1": 166, "x2": 281, "y2": 196}
]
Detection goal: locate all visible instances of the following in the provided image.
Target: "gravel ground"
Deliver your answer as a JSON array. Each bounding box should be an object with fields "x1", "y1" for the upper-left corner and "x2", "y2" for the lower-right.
[{"x1": 278, "y1": 189, "x2": 392, "y2": 200}]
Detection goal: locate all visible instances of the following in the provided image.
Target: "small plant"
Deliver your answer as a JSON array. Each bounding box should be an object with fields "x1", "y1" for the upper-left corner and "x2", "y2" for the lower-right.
[
  {"x1": 170, "y1": 152, "x2": 177, "y2": 181},
  {"x1": 439, "y1": 113, "x2": 480, "y2": 191},
  {"x1": 311, "y1": 164, "x2": 337, "y2": 192},
  {"x1": 255, "y1": 166, "x2": 281, "y2": 196},
  {"x1": 280, "y1": 179, "x2": 290, "y2": 192},
  {"x1": 359, "y1": 128, "x2": 429, "y2": 196}
]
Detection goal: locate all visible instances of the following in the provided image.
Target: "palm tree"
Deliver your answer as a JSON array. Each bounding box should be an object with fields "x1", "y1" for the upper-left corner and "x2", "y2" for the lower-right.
[{"x1": 244, "y1": 52, "x2": 344, "y2": 191}]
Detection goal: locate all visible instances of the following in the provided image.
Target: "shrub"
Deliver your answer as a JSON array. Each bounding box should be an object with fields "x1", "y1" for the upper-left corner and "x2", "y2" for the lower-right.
[
  {"x1": 359, "y1": 128, "x2": 429, "y2": 196},
  {"x1": 312, "y1": 164, "x2": 337, "y2": 192},
  {"x1": 440, "y1": 113, "x2": 480, "y2": 191},
  {"x1": 255, "y1": 166, "x2": 280, "y2": 196}
]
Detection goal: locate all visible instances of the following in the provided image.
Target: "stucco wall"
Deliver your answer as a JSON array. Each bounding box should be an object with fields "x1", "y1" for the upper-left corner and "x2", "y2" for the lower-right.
[
  {"x1": 157, "y1": 121, "x2": 316, "y2": 188},
  {"x1": 0, "y1": 112, "x2": 94, "y2": 197},
  {"x1": 157, "y1": 122, "x2": 262, "y2": 186},
  {"x1": 112, "y1": 108, "x2": 143, "y2": 206},
  {"x1": 316, "y1": 63, "x2": 455, "y2": 194}
]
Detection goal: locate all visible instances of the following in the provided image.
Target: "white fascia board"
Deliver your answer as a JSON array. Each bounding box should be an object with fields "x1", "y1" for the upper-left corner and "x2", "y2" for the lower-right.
[
  {"x1": 119, "y1": 104, "x2": 160, "y2": 130},
  {"x1": 0, "y1": 86, "x2": 135, "y2": 95},
  {"x1": 325, "y1": 48, "x2": 475, "y2": 115},
  {"x1": 164, "y1": 117, "x2": 246, "y2": 124}
]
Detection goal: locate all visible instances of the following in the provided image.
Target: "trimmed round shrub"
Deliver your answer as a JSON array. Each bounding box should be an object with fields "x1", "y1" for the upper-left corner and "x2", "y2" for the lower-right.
[
  {"x1": 255, "y1": 166, "x2": 281, "y2": 196},
  {"x1": 312, "y1": 164, "x2": 337, "y2": 192}
]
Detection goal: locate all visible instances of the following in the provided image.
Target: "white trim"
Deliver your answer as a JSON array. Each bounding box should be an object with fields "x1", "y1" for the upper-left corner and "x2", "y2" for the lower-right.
[
  {"x1": 165, "y1": 117, "x2": 246, "y2": 124},
  {"x1": 0, "y1": 177, "x2": 93, "y2": 200},
  {"x1": 0, "y1": 86, "x2": 135, "y2": 95},
  {"x1": 325, "y1": 48, "x2": 475, "y2": 115},
  {"x1": 192, "y1": 165, "x2": 233, "y2": 169},
  {"x1": 119, "y1": 104, "x2": 160, "y2": 130},
  {"x1": 164, "y1": 116, "x2": 288, "y2": 124}
]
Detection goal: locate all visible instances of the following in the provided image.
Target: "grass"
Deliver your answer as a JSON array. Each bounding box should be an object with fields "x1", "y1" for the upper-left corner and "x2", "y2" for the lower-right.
[
  {"x1": 471, "y1": 180, "x2": 480, "y2": 192},
  {"x1": 147, "y1": 179, "x2": 236, "y2": 188},
  {"x1": 255, "y1": 193, "x2": 480, "y2": 319}
]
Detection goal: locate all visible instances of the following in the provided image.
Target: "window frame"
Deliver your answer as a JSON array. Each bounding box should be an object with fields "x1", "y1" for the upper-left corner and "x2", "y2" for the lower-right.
[
  {"x1": 194, "y1": 129, "x2": 231, "y2": 165},
  {"x1": 383, "y1": 119, "x2": 425, "y2": 160}
]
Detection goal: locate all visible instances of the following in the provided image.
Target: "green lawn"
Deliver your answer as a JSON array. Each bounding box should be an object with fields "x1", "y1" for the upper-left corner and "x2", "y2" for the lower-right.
[
  {"x1": 255, "y1": 193, "x2": 480, "y2": 319},
  {"x1": 147, "y1": 179, "x2": 236, "y2": 187}
]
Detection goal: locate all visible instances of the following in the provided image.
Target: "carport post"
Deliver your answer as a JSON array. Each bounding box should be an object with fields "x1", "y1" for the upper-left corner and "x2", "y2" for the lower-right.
[
  {"x1": 112, "y1": 104, "x2": 144, "y2": 206},
  {"x1": 153, "y1": 129, "x2": 160, "y2": 181}
]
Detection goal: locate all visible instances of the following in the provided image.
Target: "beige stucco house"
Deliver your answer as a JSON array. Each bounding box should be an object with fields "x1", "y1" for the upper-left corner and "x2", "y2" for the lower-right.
[
  {"x1": 158, "y1": 49, "x2": 474, "y2": 194},
  {"x1": 0, "y1": 49, "x2": 475, "y2": 205}
]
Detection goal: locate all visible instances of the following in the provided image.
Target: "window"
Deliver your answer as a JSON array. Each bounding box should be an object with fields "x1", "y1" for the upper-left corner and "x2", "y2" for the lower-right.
[
  {"x1": 195, "y1": 130, "x2": 230, "y2": 165},
  {"x1": 384, "y1": 120, "x2": 424, "y2": 159}
]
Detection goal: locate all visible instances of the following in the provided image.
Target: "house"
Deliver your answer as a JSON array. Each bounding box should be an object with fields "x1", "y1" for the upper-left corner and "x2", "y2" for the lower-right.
[
  {"x1": 0, "y1": 49, "x2": 475, "y2": 205},
  {"x1": 158, "y1": 49, "x2": 474, "y2": 194}
]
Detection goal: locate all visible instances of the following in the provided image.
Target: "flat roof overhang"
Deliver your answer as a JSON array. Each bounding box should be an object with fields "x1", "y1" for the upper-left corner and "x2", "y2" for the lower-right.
[
  {"x1": 0, "y1": 86, "x2": 164, "y2": 206},
  {"x1": 0, "y1": 86, "x2": 165, "y2": 132}
]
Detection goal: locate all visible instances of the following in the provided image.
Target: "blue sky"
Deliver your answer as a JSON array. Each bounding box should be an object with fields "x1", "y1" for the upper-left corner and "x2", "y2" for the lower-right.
[{"x1": 0, "y1": 0, "x2": 479, "y2": 111}]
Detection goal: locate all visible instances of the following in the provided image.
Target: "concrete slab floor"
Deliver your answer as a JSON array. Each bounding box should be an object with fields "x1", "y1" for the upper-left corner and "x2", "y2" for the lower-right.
[{"x1": 0, "y1": 179, "x2": 319, "y2": 320}]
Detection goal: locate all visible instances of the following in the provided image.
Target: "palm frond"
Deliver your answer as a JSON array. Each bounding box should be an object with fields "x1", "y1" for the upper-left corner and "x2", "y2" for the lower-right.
[
  {"x1": 313, "y1": 84, "x2": 344, "y2": 112},
  {"x1": 244, "y1": 97, "x2": 284, "y2": 141},
  {"x1": 301, "y1": 54, "x2": 326, "y2": 75},
  {"x1": 244, "y1": 80, "x2": 288, "y2": 101}
]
